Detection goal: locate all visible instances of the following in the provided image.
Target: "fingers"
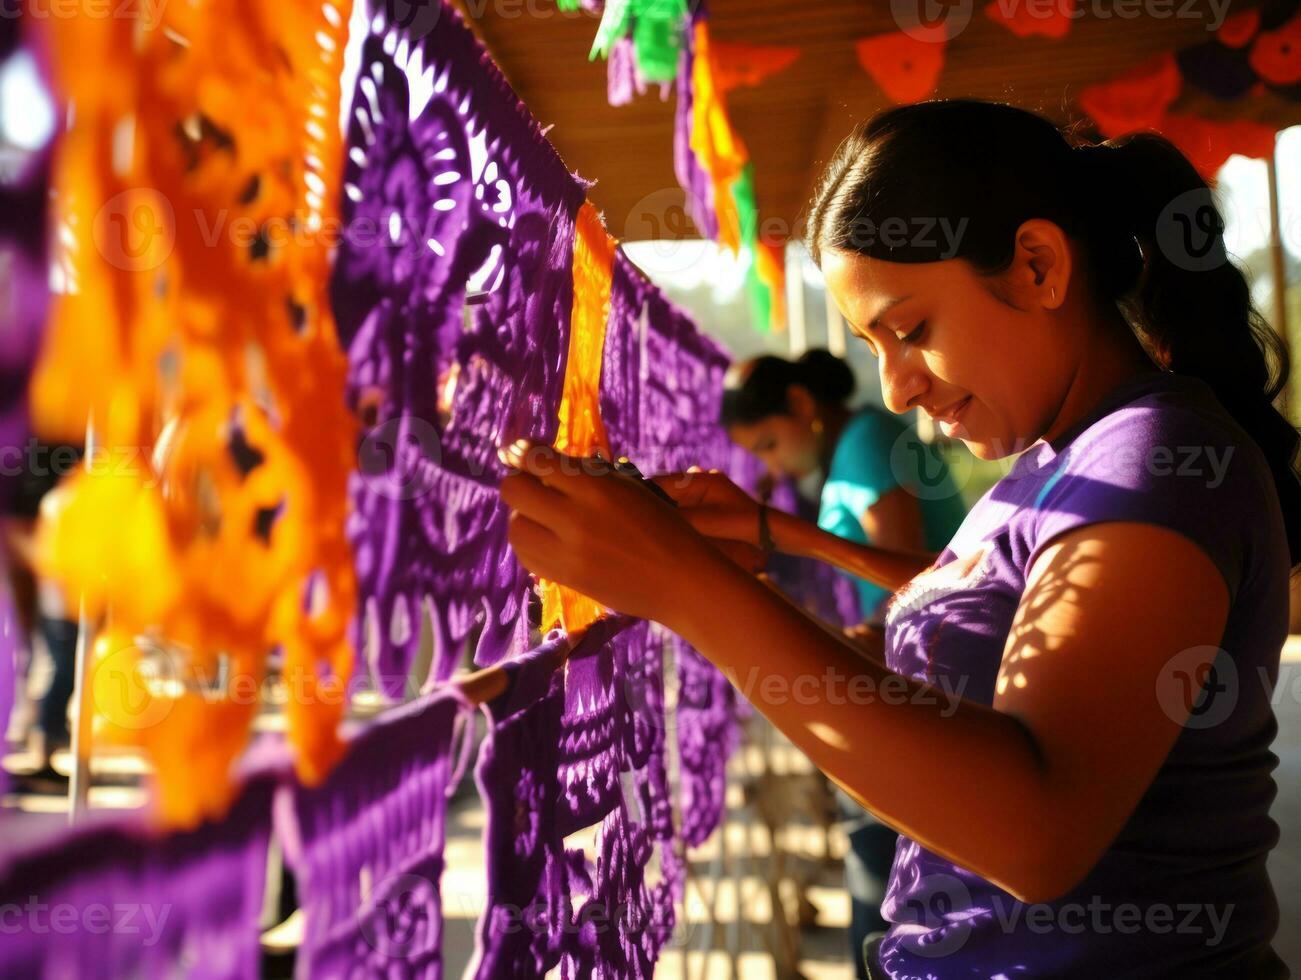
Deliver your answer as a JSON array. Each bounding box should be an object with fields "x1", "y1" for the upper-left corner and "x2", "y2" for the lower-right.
[
  {"x1": 498, "y1": 440, "x2": 605, "y2": 499},
  {"x1": 650, "y1": 470, "x2": 728, "y2": 508},
  {"x1": 499, "y1": 471, "x2": 572, "y2": 530},
  {"x1": 506, "y1": 510, "x2": 563, "y2": 576}
]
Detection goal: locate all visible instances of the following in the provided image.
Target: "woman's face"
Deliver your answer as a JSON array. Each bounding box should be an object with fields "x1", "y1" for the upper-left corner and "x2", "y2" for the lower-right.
[
  {"x1": 727, "y1": 386, "x2": 822, "y2": 479},
  {"x1": 819, "y1": 247, "x2": 1075, "y2": 460}
]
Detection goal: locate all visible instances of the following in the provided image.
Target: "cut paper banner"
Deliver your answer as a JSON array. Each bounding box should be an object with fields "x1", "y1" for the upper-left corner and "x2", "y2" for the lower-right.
[
  {"x1": 1176, "y1": 1, "x2": 1301, "y2": 101},
  {"x1": 31, "y1": 0, "x2": 358, "y2": 826},
  {"x1": 333, "y1": 3, "x2": 586, "y2": 688},
  {"x1": 541, "y1": 200, "x2": 618, "y2": 633},
  {"x1": 1078, "y1": 53, "x2": 1183, "y2": 136},
  {"x1": 276, "y1": 687, "x2": 469, "y2": 979},
  {"x1": 11, "y1": 0, "x2": 786, "y2": 975},
  {"x1": 1080, "y1": 46, "x2": 1281, "y2": 178},
  {"x1": 0, "y1": 769, "x2": 277, "y2": 977},
  {"x1": 1249, "y1": 4, "x2": 1301, "y2": 91},
  {"x1": 471, "y1": 616, "x2": 684, "y2": 979},
  {"x1": 578, "y1": 0, "x2": 787, "y2": 332}
]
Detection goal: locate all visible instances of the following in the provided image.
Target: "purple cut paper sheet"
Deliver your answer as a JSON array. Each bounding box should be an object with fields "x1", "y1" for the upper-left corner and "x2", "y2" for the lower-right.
[
  {"x1": 275, "y1": 686, "x2": 470, "y2": 980},
  {"x1": 471, "y1": 615, "x2": 685, "y2": 978},
  {"x1": 0, "y1": 771, "x2": 276, "y2": 978},
  {"x1": 335, "y1": 0, "x2": 588, "y2": 695}
]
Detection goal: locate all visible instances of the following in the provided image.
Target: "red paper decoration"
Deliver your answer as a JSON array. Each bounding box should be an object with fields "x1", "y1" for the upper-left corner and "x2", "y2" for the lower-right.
[
  {"x1": 1078, "y1": 53, "x2": 1182, "y2": 138},
  {"x1": 983, "y1": 0, "x2": 1076, "y2": 40},
  {"x1": 1217, "y1": 9, "x2": 1261, "y2": 49},
  {"x1": 1249, "y1": 9, "x2": 1301, "y2": 86},
  {"x1": 1158, "y1": 113, "x2": 1278, "y2": 179},
  {"x1": 710, "y1": 40, "x2": 801, "y2": 94},
  {"x1": 855, "y1": 26, "x2": 947, "y2": 105}
]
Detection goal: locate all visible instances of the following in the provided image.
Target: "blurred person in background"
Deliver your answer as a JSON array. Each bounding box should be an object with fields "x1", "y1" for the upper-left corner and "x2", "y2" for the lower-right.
[
  {"x1": 720, "y1": 349, "x2": 967, "y2": 975},
  {"x1": 2, "y1": 439, "x2": 82, "y2": 785}
]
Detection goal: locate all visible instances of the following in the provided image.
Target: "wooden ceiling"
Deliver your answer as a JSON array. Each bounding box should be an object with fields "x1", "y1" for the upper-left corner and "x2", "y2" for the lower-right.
[{"x1": 466, "y1": 0, "x2": 1301, "y2": 241}]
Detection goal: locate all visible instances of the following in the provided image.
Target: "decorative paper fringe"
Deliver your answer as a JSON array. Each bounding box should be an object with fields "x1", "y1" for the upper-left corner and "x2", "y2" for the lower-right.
[
  {"x1": 542, "y1": 201, "x2": 617, "y2": 632},
  {"x1": 587, "y1": 1, "x2": 786, "y2": 332}
]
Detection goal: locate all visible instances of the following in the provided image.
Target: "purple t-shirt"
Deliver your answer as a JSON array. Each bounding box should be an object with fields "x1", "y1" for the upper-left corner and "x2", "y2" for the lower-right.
[{"x1": 877, "y1": 371, "x2": 1290, "y2": 979}]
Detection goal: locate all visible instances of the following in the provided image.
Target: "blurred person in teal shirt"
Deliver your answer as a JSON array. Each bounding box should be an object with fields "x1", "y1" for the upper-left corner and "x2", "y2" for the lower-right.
[{"x1": 721, "y1": 349, "x2": 967, "y2": 975}]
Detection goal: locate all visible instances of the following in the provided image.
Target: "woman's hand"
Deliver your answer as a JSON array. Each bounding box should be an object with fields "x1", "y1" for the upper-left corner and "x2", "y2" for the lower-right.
[
  {"x1": 650, "y1": 469, "x2": 766, "y2": 550},
  {"x1": 499, "y1": 442, "x2": 738, "y2": 624}
]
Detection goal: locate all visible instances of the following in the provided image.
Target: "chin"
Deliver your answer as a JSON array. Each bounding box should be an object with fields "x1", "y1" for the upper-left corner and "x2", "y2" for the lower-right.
[
  {"x1": 961, "y1": 434, "x2": 1015, "y2": 461},
  {"x1": 962, "y1": 428, "x2": 1038, "y2": 460},
  {"x1": 961, "y1": 438, "x2": 997, "y2": 461}
]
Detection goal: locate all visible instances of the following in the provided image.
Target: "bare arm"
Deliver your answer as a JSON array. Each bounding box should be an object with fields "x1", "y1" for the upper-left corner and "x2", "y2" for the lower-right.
[
  {"x1": 502, "y1": 448, "x2": 1229, "y2": 904},
  {"x1": 654, "y1": 471, "x2": 937, "y2": 593},
  {"x1": 670, "y1": 521, "x2": 1227, "y2": 901}
]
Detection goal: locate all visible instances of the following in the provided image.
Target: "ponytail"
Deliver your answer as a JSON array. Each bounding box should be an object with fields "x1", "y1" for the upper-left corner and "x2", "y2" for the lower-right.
[{"x1": 1079, "y1": 134, "x2": 1301, "y2": 564}]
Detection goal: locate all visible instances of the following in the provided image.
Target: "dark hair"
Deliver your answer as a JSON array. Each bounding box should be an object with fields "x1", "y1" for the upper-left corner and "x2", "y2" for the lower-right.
[
  {"x1": 805, "y1": 98, "x2": 1301, "y2": 565},
  {"x1": 720, "y1": 349, "x2": 856, "y2": 427}
]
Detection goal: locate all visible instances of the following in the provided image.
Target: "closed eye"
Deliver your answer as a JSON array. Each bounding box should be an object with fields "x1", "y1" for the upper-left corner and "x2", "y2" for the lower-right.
[{"x1": 899, "y1": 320, "x2": 926, "y2": 344}]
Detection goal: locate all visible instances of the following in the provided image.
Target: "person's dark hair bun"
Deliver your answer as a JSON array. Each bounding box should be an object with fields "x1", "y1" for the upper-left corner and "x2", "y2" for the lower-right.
[
  {"x1": 797, "y1": 349, "x2": 856, "y2": 405},
  {"x1": 720, "y1": 349, "x2": 856, "y2": 427}
]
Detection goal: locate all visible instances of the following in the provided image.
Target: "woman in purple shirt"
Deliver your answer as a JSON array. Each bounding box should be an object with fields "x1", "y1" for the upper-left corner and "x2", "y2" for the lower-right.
[{"x1": 501, "y1": 99, "x2": 1299, "y2": 977}]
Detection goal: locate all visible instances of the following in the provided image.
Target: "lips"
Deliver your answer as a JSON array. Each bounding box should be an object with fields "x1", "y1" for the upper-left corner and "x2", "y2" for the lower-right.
[{"x1": 928, "y1": 395, "x2": 971, "y2": 425}]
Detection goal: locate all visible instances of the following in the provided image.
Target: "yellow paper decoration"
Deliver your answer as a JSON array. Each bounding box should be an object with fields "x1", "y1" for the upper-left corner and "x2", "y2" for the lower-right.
[
  {"x1": 30, "y1": 0, "x2": 357, "y2": 826},
  {"x1": 689, "y1": 21, "x2": 748, "y2": 255},
  {"x1": 541, "y1": 200, "x2": 617, "y2": 632}
]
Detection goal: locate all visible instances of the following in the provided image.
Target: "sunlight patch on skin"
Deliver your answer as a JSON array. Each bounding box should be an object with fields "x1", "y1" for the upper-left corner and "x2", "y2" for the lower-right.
[{"x1": 807, "y1": 721, "x2": 851, "y2": 751}]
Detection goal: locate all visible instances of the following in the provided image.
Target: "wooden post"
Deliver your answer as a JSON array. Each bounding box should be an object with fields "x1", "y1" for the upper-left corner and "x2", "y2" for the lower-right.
[
  {"x1": 786, "y1": 249, "x2": 807, "y2": 356},
  {"x1": 68, "y1": 415, "x2": 96, "y2": 823}
]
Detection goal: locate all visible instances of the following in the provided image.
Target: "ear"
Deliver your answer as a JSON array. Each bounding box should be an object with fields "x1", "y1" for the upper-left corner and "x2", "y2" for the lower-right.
[
  {"x1": 1009, "y1": 218, "x2": 1072, "y2": 311},
  {"x1": 785, "y1": 384, "x2": 816, "y2": 422}
]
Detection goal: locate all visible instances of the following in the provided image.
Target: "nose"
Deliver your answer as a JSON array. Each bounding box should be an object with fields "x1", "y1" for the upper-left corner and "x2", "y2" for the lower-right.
[{"x1": 878, "y1": 347, "x2": 928, "y2": 416}]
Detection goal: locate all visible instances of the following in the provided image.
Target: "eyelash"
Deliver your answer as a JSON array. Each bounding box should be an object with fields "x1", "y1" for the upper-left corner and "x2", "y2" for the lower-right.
[
  {"x1": 899, "y1": 320, "x2": 926, "y2": 344},
  {"x1": 854, "y1": 321, "x2": 922, "y2": 358}
]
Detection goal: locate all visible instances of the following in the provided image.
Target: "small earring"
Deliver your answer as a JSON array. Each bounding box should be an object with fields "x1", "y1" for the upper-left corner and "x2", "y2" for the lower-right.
[
  {"x1": 1050, "y1": 286, "x2": 1057, "y2": 302},
  {"x1": 811, "y1": 418, "x2": 824, "y2": 436}
]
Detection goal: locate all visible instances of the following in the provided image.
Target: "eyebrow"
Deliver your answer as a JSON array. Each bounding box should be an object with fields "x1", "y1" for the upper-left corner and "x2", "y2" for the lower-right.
[{"x1": 868, "y1": 294, "x2": 913, "y2": 331}]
